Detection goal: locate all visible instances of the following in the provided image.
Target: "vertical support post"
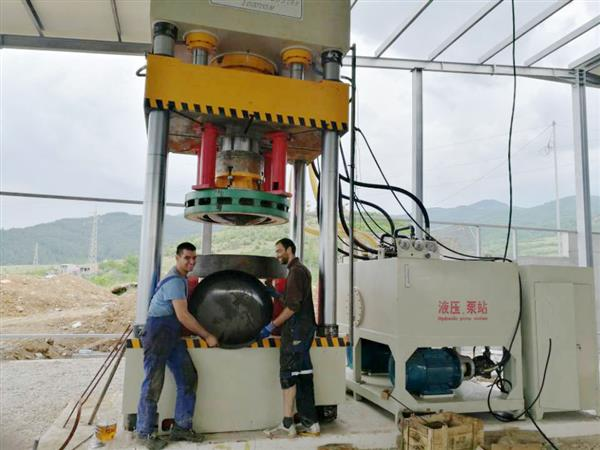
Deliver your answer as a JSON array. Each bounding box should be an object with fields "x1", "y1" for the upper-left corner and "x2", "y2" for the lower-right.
[
  {"x1": 267, "y1": 132, "x2": 288, "y2": 194},
  {"x1": 135, "y1": 22, "x2": 177, "y2": 326},
  {"x1": 512, "y1": 229, "x2": 518, "y2": 261},
  {"x1": 551, "y1": 120, "x2": 562, "y2": 255},
  {"x1": 474, "y1": 225, "x2": 481, "y2": 257},
  {"x1": 318, "y1": 49, "x2": 343, "y2": 337},
  {"x1": 291, "y1": 161, "x2": 306, "y2": 260},
  {"x1": 349, "y1": 44, "x2": 359, "y2": 383},
  {"x1": 572, "y1": 70, "x2": 593, "y2": 267},
  {"x1": 288, "y1": 60, "x2": 306, "y2": 259},
  {"x1": 412, "y1": 68, "x2": 424, "y2": 238}
]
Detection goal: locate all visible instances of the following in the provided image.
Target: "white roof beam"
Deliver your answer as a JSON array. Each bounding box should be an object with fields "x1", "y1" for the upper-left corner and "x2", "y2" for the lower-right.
[
  {"x1": 478, "y1": 0, "x2": 573, "y2": 64},
  {"x1": 349, "y1": 55, "x2": 574, "y2": 82},
  {"x1": 525, "y1": 15, "x2": 600, "y2": 66},
  {"x1": 0, "y1": 34, "x2": 150, "y2": 55},
  {"x1": 429, "y1": 0, "x2": 503, "y2": 61},
  {"x1": 569, "y1": 47, "x2": 600, "y2": 70},
  {"x1": 374, "y1": 0, "x2": 433, "y2": 58}
]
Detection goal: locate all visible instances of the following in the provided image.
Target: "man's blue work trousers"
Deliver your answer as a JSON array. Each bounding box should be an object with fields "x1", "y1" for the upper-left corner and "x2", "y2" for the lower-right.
[{"x1": 136, "y1": 315, "x2": 197, "y2": 436}]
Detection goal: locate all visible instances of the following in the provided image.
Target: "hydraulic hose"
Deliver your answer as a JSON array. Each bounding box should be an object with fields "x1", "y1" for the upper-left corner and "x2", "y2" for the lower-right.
[{"x1": 338, "y1": 173, "x2": 431, "y2": 231}]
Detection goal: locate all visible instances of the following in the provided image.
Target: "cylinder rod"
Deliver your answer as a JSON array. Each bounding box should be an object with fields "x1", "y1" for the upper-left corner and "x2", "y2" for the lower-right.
[
  {"x1": 291, "y1": 161, "x2": 306, "y2": 260},
  {"x1": 288, "y1": 61, "x2": 306, "y2": 259},
  {"x1": 192, "y1": 48, "x2": 208, "y2": 65},
  {"x1": 135, "y1": 22, "x2": 176, "y2": 326},
  {"x1": 318, "y1": 50, "x2": 343, "y2": 336}
]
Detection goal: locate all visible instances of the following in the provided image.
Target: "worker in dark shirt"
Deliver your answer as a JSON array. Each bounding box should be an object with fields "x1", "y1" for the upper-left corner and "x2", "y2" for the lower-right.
[
  {"x1": 259, "y1": 238, "x2": 319, "y2": 438},
  {"x1": 136, "y1": 242, "x2": 218, "y2": 449}
]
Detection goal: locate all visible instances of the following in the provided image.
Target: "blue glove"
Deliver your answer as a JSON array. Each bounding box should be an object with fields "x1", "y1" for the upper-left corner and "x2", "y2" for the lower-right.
[
  {"x1": 265, "y1": 285, "x2": 282, "y2": 299},
  {"x1": 258, "y1": 322, "x2": 275, "y2": 340}
]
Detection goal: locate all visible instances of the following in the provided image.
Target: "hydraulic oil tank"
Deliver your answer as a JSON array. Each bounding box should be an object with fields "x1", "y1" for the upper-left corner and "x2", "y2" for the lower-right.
[{"x1": 189, "y1": 270, "x2": 273, "y2": 348}]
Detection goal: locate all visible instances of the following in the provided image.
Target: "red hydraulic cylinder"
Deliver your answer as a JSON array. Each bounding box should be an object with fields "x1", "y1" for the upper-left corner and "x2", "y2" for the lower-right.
[
  {"x1": 266, "y1": 131, "x2": 289, "y2": 195},
  {"x1": 263, "y1": 150, "x2": 273, "y2": 192},
  {"x1": 193, "y1": 123, "x2": 220, "y2": 190}
]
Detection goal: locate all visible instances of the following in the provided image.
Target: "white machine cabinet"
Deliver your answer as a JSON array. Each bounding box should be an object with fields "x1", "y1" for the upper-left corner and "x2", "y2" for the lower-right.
[{"x1": 519, "y1": 265, "x2": 600, "y2": 419}]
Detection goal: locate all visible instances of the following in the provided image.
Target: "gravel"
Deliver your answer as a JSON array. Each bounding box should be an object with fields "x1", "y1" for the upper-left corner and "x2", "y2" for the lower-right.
[{"x1": 0, "y1": 357, "x2": 124, "y2": 450}]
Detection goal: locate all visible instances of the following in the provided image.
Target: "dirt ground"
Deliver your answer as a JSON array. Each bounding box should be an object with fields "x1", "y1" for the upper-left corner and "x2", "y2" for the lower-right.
[
  {"x1": 0, "y1": 274, "x2": 135, "y2": 359},
  {"x1": 0, "y1": 357, "x2": 125, "y2": 450}
]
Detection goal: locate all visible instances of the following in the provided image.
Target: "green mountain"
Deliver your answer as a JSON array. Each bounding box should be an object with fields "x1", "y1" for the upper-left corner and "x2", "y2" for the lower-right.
[
  {"x1": 0, "y1": 212, "x2": 204, "y2": 265},
  {"x1": 1, "y1": 196, "x2": 598, "y2": 266},
  {"x1": 427, "y1": 196, "x2": 600, "y2": 230}
]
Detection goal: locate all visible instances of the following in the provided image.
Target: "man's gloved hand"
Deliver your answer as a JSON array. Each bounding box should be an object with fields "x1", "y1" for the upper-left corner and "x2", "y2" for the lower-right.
[
  {"x1": 258, "y1": 322, "x2": 275, "y2": 340},
  {"x1": 264, "y1": 285, "x2": 280, "y2": 298}
]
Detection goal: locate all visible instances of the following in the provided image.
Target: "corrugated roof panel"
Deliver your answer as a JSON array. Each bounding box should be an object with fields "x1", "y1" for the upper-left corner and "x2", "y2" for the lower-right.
[
  {"x1": 117, "y1": 0, "x2": 151, "y2": 43},
  {"x1": 35, "y1": 0, "x2": 118, "y2": 41},
  {"x1": 0, "y1": 0, "x2": 39, "y2": 36}
]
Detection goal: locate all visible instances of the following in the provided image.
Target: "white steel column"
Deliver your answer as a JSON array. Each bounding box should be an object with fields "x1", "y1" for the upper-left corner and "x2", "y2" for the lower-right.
[
  {"x1": 135, "y1": 22, "x2": 177, "y2": 325},
  {"x1": 412, "y1": 68, "x2": 424, "y2": 237},
  {"x1": 572, "y1": 69, "x2": 593, "y2": 267},
  {"x1": 289, "y1": 62, "x2": 306, "y2": 259},
  {"x1": 319, "y1": 50, "x2": 342, "y2": 333}
]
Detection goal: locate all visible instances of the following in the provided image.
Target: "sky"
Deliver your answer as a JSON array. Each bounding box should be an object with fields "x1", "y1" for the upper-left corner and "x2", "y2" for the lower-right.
[{"x1": 1, "y1": 0, "x2": 599, "y2": 229}]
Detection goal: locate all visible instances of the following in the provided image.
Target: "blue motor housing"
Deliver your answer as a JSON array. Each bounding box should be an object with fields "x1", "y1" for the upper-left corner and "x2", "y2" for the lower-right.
[{"x1": 389, "y1": 347, "x2": 463, "y2": 396}]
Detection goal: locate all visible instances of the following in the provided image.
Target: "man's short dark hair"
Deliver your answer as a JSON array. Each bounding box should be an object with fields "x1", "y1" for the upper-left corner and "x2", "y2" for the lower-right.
[
  {"x1": 276, "y1": 238, "x2": 296, "y2": 254},
  {"x1": 177, "y1": 242, "x2": 196, "y2": 255}
]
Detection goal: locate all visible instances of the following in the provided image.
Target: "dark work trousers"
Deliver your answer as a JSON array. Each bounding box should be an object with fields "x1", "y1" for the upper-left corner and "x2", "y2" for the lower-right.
[
  {"x1": 280, "y1": 318, "x2": 318, "y2": 426},
  {"x1": 136, "y1": 315, "x2": 198, "y2": 436}
]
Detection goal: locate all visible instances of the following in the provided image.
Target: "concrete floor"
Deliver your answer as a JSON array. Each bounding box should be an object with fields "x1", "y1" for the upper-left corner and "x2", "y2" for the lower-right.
[{"x1": 2, "y1": 358, "x2": 600, "y2": 450}]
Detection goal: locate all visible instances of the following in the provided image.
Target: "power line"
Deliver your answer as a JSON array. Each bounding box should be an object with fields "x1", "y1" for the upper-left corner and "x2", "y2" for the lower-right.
[{"x1": 436, "y1": 125, "x2": 552, "y2": 204}]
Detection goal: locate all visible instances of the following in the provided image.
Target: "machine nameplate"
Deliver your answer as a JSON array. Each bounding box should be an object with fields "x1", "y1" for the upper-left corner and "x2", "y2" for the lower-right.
[
  {"x1": 438, "y1": 299, "x2": 489, "y2": 322},
  {"x1": 210, "y1": 0, "x2": 303, "y2": 19}
]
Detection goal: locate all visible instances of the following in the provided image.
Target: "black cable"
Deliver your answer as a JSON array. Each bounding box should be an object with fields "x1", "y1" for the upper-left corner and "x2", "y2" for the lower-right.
[
  {"x1": 503, "y1": 0, "x2": 517, "y2": 261},
  {"x1": 387, "y1": 393, "x2": 431, "y2": 426},
  {"x1": 312, "y1": 161, "x2": 396, "y2": 242},
  {"x1": 487, "y1": 339, "x2": 557, "y2": 449},
  {"x1": 339, "y1": 142, "x2": 396, "y2": 237},
  {"x1": 356, "y1": 128, "x2": 506, "y2": 262},
  {"x1": 526, "y1": 410, "x2": 560, "y2": 450},
  {"x1": 338, "y1": 180, "x2": 379, "y2": 254},
  {"x1": 315, "y1": 162, "x2": 370, "y2": 259}
]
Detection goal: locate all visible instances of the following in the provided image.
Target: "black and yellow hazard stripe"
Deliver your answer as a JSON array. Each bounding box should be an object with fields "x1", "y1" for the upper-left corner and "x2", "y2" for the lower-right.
[
  {"x1": 144, "y1": 98, "x2": 348, "y2": 132},
  {"x1": 144, "y1": 55, "x2": 349, "y2": 133},
  {"x1": 126, "y1": 336, "x2": 348, "y2": 349}
]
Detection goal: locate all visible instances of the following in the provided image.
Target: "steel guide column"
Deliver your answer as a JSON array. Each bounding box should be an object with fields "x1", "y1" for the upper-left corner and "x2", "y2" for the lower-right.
[
  {"x1": 289, "y1": 61, "x2": 306, "y2": 260},
  {"x1": 135, "y1": 22, "x2": 177, "y2": 326},
  {"x1": 318, "y1": 50, "x2": 343, "y2": 336}
]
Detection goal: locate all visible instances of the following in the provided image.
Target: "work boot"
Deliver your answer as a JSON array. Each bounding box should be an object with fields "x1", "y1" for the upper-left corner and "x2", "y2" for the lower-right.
[
  {"x1": 296, "y1": 421, "x2": 320, "y2": 437},
  {"x1": 264, "y1": 421, "x2": 297, "y2": 438},
  {"x1": 135, "y1": 433, "x2": 168, "y2": 450},
  {"x1": 169, "y1": 424, "x2": 205, "y2": 443}
]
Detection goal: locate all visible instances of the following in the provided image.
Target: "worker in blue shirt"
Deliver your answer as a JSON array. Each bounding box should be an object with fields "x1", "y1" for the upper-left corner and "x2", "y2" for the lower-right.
[{"x1": 136, "y1": 242, "x2": 218, "y2": 449}]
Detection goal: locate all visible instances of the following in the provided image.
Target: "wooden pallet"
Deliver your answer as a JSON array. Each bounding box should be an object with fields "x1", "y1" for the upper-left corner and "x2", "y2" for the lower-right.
[{"x1": 399, "y1": 412, "x2": 484, "y2": 450}]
